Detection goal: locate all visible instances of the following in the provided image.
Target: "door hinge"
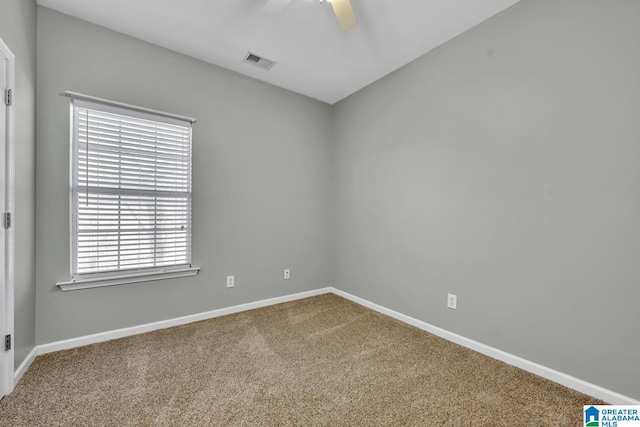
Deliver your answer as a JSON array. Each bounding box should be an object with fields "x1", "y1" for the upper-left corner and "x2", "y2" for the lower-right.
[
  {"x1": 4, "y1": 334, "x2": 10, "y2": 351},
  {"x1": 3, "y1": 212, "x2": 10, "y2": 229},
  {"x1": 5, "y1": 88, "x2": 12, "y2": 106}
]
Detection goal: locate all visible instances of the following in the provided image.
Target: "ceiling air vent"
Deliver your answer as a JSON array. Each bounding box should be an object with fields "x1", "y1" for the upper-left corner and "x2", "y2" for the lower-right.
[{"x1": 243, "y1": 52, "x2": 276, "y2": 71}]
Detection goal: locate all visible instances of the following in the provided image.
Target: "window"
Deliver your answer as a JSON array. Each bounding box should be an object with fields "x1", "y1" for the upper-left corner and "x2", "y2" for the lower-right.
[{"x1": 57, "y1": 93, "x2": 199, "y2": 291}]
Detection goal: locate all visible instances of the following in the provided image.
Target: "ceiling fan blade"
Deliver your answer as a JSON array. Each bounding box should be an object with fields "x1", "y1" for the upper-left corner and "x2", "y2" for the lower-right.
[
  {"x1": 331, "y1": 0, "x2": 358, "y2": 32},
  {"x1": 263, "y1": 0, "x2": 291, "y2": 16}
]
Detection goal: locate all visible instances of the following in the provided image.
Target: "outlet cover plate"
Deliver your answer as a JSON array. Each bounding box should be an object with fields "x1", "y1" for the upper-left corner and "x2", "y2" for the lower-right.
[{"x1": 447, "y1": 293, "x2": 457, "y2": 310}]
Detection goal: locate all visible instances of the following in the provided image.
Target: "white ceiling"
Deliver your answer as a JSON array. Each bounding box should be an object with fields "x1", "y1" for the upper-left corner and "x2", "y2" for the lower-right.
[{"x1": 36, "y1": 0, "x2": 520, "y2": 105}]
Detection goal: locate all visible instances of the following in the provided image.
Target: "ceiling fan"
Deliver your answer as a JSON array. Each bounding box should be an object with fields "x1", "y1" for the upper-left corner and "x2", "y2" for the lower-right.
[{"x1": 263, "y1": 0, "x2": 358, "y2": 32}]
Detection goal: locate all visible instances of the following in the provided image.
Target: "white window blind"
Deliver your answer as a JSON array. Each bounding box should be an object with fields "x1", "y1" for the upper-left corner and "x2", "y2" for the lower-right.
[{"x1": 70, "y1": 98, "x2": 193, "y2": 279}]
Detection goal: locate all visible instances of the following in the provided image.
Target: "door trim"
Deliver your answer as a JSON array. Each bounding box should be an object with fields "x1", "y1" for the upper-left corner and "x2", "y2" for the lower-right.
[{"x1": 0, "y1": 37, "x2": 16, "y2": 398}]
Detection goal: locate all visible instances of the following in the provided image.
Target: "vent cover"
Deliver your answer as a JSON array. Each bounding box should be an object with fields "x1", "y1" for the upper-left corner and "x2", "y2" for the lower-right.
[{"x1": 243, "y1": 52, "x2": 276, "y2": 71}]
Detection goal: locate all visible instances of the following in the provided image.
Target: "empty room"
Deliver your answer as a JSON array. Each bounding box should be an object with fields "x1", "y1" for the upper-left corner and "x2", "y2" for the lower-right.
[{"x1": 1, "y1": 0, "x2": 639, "y2": 425}]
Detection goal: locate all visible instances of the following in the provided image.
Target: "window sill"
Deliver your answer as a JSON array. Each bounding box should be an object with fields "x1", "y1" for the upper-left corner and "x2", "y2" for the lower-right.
[{"x1": 56, "y1": 266, "x2": 201, "y2": 291}]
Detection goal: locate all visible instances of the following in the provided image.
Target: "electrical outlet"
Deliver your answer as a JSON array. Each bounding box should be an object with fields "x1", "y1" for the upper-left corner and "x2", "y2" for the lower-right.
[
  {"x1": 226, "y1": 275, "x2": 235, "y2": 288},
  {"x1": 284, "y1": 269, "x2": 290, "y2": 279},
  {"x1": 447, "y1": 293, "x2": 457, "y2": 310}
]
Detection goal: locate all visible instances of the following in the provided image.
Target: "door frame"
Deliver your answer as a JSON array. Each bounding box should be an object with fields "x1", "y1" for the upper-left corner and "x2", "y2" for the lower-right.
[{"x1": 0, "y1": 37, "x2": 16, "y2": 398}]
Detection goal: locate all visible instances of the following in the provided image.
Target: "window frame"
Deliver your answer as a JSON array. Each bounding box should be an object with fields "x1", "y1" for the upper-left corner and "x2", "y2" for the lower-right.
[{"x1": 56, "y1": 92, "x2": 199, "y2": 291}]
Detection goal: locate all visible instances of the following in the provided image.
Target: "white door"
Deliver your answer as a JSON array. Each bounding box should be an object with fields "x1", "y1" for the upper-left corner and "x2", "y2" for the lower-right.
[{"x1": 0, "y1": 38, "x2": 14, "y2": 399}]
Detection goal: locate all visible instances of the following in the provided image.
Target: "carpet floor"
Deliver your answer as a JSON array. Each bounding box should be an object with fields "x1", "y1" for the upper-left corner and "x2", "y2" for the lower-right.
[{"x1": 0, "y1": 293, "x2": 602, "y2": 426}]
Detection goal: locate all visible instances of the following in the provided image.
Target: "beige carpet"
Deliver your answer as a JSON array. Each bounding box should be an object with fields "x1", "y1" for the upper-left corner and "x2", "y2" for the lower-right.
[{"x1": 0, "y1": 294, "x2": 602, "y2": 426}]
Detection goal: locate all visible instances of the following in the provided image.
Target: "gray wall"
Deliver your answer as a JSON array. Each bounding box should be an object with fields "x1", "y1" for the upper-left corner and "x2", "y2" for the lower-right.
[
  {"x1": 36, "y1": 7, "x2": 332, "y2": 343},
  {"x1": 0, "y1": 0, "x2": 37, "y2": 370},
  {"x1": 333, "y1": 0, "x2": 640, "y2": 400}
]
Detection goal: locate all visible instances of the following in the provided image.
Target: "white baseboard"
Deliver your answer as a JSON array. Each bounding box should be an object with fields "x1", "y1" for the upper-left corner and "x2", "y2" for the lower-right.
[
  {"x1": 14, "y1": 347, "x2": 37, "y2": 385},
  {"x1": 330, "y1": 287, "x2": 640, "y2": 405},
  {"x1": 14, "y1": 285, "x2": 639, "y2": 405},
  {"x1": 36, "y1": 287, "x2": 332, "y2": 356}
]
